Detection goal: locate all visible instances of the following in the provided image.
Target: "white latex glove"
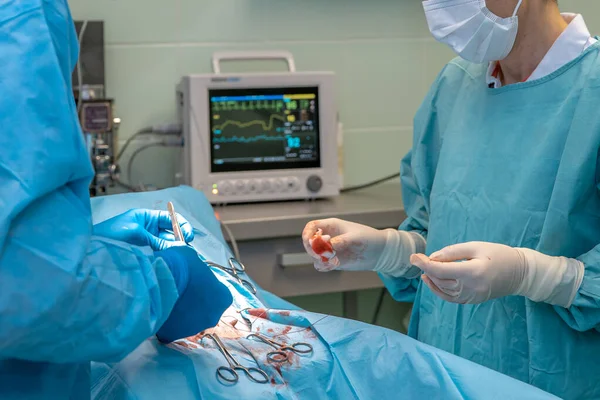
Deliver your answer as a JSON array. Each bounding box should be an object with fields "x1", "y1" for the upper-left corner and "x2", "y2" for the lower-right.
[
  {"x1": 410, "y1": 241, "x2": 585, "y2": 307},
  {"x1": 302, "y1": 218, "x2": 425, "y2": 278}
]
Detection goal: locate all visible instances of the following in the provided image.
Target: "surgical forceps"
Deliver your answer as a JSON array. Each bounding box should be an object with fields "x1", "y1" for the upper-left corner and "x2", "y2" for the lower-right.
[
  {"x1": 201, "y1": 333, "x2": 269, "y2": 385},
  {"x1": 167, "y1": 203, "x2": 256, "y2": 293},
  {"x1": 235, "y1": 308, "x2": 253, "y2": 331},
  {"x1": 206, "y1": 258, "x2": 257, "y2": 294},
  {"x1": 247, "y1": 333, "x2": 313, "y2": 363}
]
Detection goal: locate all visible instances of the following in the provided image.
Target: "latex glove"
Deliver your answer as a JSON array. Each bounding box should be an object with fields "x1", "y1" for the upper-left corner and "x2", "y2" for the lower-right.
[
  {"x1": 93, "y1": 209, "x2": 194, "y2": 251},
  {"x1": 155, "y1": 246, "x2": 233, "y2": 343},
  {"x1": 411, "y1": 241, "x2": 584, "y2": 307},
  {"x1": 302, "y1": 218, "x2": 425, "y2": 277}
]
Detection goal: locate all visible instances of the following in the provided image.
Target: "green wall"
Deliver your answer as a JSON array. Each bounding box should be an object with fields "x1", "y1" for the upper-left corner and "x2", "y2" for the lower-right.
[{"x1": 68, "y1": 1, "x2": 600, "y2": 189}]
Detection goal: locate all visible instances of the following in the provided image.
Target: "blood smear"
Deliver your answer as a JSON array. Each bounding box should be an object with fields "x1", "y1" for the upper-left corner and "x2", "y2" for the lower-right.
[
  {"x1": 311, "y1": 229, "x2": 335, "y2": 262},
  {"x1": 248, "y1": 308, "x2": 268, "y2": 318}
]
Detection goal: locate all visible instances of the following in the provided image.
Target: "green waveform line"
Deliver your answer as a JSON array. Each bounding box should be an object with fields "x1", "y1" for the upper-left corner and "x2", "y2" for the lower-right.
[
  {"x1": 212, "y1": 134, "x2": 285, "y2": 144},
  {"x1": 213, "y1": 114, "x2": 286, "y2": 132}
]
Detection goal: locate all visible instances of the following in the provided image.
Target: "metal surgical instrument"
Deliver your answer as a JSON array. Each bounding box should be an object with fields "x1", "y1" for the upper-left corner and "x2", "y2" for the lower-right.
[
  {"x1": 167, "y1": 204, "x2": 256, "y2": 294},
  {"x1": 201, "y1": 333, "x2": 269, "y2": 385},
  {"x1": 167, "y1": 201, "x2": 185, "y2": 242},
  {"x1": 206, "y1": 258, "x2": 257, "y2": 294},
  {"x1": 247, "y1": 333, "x2": 313, "y2": 363}
]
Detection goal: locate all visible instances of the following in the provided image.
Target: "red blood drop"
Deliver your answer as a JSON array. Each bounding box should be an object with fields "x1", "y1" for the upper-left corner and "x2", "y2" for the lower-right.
[
  {"x1": 248, "y1": 308, "x2": 267, "y2": 318},
  {"x1": 311, "y1": 235, "x2": 333, "y2": 256},
  {"x1": 282, "y1": 326, "x2": 292, "y2": 334}
]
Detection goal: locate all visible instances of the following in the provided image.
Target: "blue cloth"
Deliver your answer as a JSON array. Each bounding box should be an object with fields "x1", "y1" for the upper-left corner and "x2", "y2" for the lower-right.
[
  {"x1": 90, "y1": 186, "x2": 557, "y2": 400},
  {"x1": 0, "y1": 1, "x2": 183, "y2": 398},
  {"x1": 380, "y1": 42, "x2": 600, "y2": 399},
  {"x1": 154, "y1": 246, "x2": 233, "y2": 343},
  {"x1": 93, "y1": 209, "x2": 195, "y2": 251}
]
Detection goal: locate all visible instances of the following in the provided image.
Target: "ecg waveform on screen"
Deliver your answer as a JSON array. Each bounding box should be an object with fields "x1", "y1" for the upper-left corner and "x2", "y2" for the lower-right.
[
  {"x1": 213, "y1": 134, "x2": 286, "y2": 144},
  {"x1": 209, "y1": 91, "x2": 319, "y2": 169},
  {"x1": 213, "y1": 114, "x2": 286, "y2": 133}
]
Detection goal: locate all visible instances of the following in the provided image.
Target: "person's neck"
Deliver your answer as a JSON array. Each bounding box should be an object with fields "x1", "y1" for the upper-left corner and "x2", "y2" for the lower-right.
[{"x1": 498, "y1": 7, "x2": 568, "y2": 85}]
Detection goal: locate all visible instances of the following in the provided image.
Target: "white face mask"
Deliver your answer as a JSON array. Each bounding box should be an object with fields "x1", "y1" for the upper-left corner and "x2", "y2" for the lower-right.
[{"x1": 423, "y1": 0, "x2": 524, "y2": 64}]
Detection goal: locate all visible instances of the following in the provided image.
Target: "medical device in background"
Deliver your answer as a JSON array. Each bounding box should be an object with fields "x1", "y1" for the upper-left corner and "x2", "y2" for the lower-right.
[
  {"x1": 73, "y1": 20, "x2": 121, "y2": 196},
  {"x1": 177, "y1": 51, "x2": 340, "y2": 204}
]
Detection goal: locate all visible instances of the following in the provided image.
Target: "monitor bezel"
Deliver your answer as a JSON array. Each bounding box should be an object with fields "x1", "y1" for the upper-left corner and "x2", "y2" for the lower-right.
[{"x1": 181, "y1": 72, "x2": 338, "y2": 202}]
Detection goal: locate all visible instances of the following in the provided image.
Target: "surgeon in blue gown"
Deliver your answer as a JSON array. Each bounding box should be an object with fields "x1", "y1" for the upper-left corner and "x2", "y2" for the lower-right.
[
  {"x1": 0, "y1": 1, "x2": 232, "y2": 398},
  {"x1": 304, "y1": 1, "x2": 600, "y2": 399}
]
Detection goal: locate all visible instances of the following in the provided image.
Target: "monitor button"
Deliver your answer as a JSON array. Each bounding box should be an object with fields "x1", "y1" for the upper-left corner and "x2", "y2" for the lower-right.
[
  {"x1": 232, "y1": 180, "x2": 246, "y2": 194},
  {"x1": 228, "y1": 180, "x2": 238, "y2": 194},
  {"x1": 248, "y1": 179, "x2": 260, "y2": 193},
  {"x1": 261, "y1": 179, "x2": 273, "y2": 193},
  {"x1": 217, "y1": 181, "x2": 231, "y2": 195},
  {"x1": 271, "y1": 178, "x2": 284, "y2": 192},
  {"x1": 306, "y1": 175, "x2": 323, "y2": 193},
  {"x1": 238, "y1": 180, "x2": 250, "y2": 194},
  {"x1": 286, "y1": 177, "x2": 300, "y2": 192}
]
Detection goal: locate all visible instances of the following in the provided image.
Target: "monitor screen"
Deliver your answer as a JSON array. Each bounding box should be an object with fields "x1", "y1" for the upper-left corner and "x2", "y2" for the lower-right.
[{"x1": 208, "y1": 87, "x2": 321, "y2": 173}]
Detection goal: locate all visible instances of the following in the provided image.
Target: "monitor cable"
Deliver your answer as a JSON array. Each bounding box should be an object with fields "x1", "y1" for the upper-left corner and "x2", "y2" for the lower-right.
[
  {"x1": 340, "y1": 172, "x2": 400, "y2": 194},
  {"x1": 125, "y1": 136, "x2": 184, "y2": 188}
]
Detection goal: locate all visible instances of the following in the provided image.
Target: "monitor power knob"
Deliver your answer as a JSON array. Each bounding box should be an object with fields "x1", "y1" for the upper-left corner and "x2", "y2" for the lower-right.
[{"x1": 306, "y1": 175, "x2": 323, "y2": 193}]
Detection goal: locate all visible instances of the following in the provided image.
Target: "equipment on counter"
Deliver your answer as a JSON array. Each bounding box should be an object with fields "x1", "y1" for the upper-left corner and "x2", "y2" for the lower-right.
[
  {"x1": 177, "y1": 51, "x2": 340, "y2": 204},
  {"x1": 73, "y1": 20, "x2": 120, "y2": 196}
]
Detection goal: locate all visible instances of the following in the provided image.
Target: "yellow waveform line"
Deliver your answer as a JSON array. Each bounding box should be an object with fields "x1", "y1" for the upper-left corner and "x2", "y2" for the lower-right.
[
  {"x1": 213, "y1": 114, "x2": 287, "y2": 132},
  {"x1": 284, "y1": 94, "x2": 316, "y2": 100}
]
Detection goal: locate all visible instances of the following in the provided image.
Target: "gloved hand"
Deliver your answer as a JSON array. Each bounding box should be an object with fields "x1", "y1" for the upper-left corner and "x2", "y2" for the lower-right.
[
  {"x1": 93, "y1": 209, "x2": 194, "y2": 251},
  {"x1": 154, "y1": 246, "x2": 233, "y2": 343},
  {"x1": 411, "y1": 241, "x2": 585, "y2": 307},
  {"x1": 302, "y1": 218, "x2": 425, "y2": 278}
]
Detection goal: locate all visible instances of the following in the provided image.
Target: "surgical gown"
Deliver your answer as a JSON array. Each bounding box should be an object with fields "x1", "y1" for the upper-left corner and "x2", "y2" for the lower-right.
[
  {"x1": 381, "y1": 41, "x2": 600, "y2": 399},
  {"x1": 0, "y1": 1, "x2": 180, "y2": 398}
]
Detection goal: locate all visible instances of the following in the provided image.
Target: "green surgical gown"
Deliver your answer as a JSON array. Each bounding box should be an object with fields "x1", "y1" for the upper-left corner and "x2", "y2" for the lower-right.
[{"x1": 381, "y1": 41, "x2": 600, "y2": 399}]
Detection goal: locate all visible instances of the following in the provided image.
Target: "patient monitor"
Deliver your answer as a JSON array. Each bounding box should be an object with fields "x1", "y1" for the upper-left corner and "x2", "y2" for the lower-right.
[{"x1": 177, "y1": 51, "x2": 340, "y2": 204}]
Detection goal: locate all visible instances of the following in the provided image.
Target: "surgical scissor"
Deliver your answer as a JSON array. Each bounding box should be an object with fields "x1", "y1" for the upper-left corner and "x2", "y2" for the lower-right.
[
  {"x1": 206, "y1": 258, "x2": 257, "y2": 294},
  {"x1": 247, "y1": 333, "x2": 313, "y2": 363},
  {"x1": 201, "y1": 333, "x2": 269, "y2": 385}
]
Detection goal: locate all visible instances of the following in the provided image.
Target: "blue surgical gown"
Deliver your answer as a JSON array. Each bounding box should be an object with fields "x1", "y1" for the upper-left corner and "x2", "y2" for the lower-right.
[
  {"x1": 0, "y1": 1, "x2": 180, "y2": 398},
  {"x1": 381, "y1": 42, "x2": 600, "y2": 399}
]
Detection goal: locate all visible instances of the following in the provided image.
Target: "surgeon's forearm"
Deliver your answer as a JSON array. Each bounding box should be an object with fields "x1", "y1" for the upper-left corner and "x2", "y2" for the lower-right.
[
  {"x1": 0, "y1": 238, "x2": 178, "y2": 364},
  {"x1": 374, "y1": 230, "x2": 426, "y2": 278},
  {"x1": 515, "y1": 248, "x2": 584, "y2": 308}
]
